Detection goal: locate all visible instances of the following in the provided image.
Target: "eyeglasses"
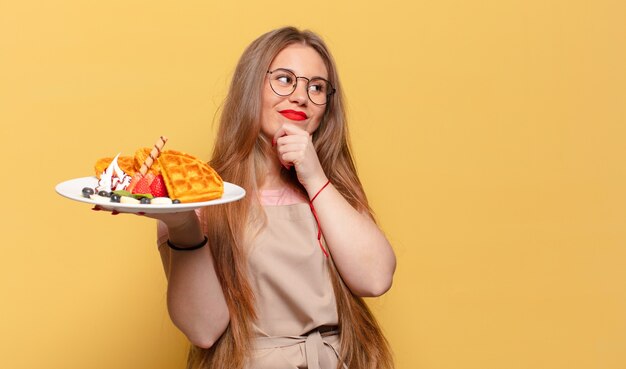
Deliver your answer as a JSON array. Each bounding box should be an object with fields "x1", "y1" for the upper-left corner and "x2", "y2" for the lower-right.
[{"x1": 267, "y1": 68, "x2": 336, "y2": 105}]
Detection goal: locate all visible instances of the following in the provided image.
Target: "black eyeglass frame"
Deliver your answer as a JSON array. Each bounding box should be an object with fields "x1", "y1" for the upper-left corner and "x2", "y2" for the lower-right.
[{"x1": 266, "y1": 68, "x2": 336, "y2": 106}]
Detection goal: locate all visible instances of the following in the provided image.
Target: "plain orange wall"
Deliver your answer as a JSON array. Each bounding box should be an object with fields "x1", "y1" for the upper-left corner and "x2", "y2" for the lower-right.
[{"x1": 1, "y1": 1, "x2": 625, "y2": 369}]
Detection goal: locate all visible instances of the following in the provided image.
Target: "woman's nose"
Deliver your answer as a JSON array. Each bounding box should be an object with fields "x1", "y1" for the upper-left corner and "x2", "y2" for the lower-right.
[{"x1": 289, "y1": 78, "x2": 309, "y2": 105}]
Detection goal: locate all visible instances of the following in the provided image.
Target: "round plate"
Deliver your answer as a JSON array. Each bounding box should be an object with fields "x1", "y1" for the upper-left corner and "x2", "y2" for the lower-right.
[{"x1": 55, "y1": 176, "x2": 246, "y2": 214}]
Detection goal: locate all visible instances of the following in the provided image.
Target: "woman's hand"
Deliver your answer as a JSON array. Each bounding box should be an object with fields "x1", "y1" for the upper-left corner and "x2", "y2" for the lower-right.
[
  {"x1": 143, "y1": 210, "x2": 198, "y2": 231},
  {"x1": 91, "y1": 206, "x2": 204, "y2": 250},
  {"x1": 92, "y1": 205, "x2": 196, "y2": 230},
  {"x1": 273, "y1": 123, "x2": 328, "y2": 194}
]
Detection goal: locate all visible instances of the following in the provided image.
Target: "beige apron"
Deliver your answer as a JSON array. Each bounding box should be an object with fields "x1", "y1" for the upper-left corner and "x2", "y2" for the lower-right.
[{"x1": 245, "y1": 203, "x2": 343, "y2": 369}]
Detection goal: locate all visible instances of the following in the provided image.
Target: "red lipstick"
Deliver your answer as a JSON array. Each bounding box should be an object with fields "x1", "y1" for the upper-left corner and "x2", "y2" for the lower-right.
[{"x1": 279, "y1": 110, "x2": 308, "y2": 121}]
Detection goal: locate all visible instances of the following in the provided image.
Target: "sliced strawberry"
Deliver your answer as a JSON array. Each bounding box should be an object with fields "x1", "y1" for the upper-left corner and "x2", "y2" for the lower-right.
[
  {"x1": 132, "y1": 176, "x2": 151, "y2": 195},
  {"x1": 126, "y1": 174, "x2": 143, "y2": 192},
  {"x1": 149, "y1": 174, "x2": 169, "y2": 198}
]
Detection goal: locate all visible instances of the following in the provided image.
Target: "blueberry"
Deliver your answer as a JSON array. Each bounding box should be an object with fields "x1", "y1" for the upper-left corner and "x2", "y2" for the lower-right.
[
  {"x1": 172, "y1": 199, "x2": 181, "y2": 204},
  {"x1": 82, "y1": 187, "x2": 95, "y2": 198},
  {"x1": 98, "y1": 190, "x2": 111, "y2": 197},
  {"x1": 140, "y1": 197, "x2": 151, "y2": 204},
  {"x1": 110, "y1": 194, "x2": 121, "y2": 203}
]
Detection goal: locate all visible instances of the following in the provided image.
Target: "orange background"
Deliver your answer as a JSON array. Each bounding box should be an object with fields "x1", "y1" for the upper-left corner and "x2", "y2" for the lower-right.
[{"x1": 1, "y1": 1, "x2": 625, "y2": 368}]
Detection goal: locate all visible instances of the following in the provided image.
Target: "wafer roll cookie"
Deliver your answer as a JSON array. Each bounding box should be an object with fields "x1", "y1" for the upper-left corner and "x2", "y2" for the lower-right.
[{"x1": 139, "y1": 136, "x2": 168, "y2": 175}]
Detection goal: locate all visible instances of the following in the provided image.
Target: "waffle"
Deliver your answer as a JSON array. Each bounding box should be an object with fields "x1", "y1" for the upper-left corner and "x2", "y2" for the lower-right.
[
  {"x1": 157, "y1": 150, "x2": 224, "y2": 203},
  {"x1": 94, "y1": 156, "x2": 137, "y2": 179}
]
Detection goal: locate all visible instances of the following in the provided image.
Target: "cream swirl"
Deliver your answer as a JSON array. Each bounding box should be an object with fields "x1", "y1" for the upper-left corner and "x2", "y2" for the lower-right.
[{"x1": 96, "y1": 153, "x2": 131, "y2": 192}]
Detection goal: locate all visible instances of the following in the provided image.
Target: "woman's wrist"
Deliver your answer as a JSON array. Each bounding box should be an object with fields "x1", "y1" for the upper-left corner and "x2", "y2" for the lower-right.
[
  {"x1": 167, "y1": 236, "x2": 208, "y2": 251},
  {"x1": 309, "y1": 179, "x2": 331, "y2": 203},
  {"x1": 161, "y1": 211, "x2": 199, "y2": 231},
  {"x1": 165, "y1": 211, "x2": 205, "y2": 247},
  {"x1": 305, "y1": 176, "x2": 330, "y2": 199}
]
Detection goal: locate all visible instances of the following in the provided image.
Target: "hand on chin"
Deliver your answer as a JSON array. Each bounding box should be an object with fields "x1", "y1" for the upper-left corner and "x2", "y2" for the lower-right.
[{"x1": 272, "y1": 123, "x2": 325, "y2": 190}]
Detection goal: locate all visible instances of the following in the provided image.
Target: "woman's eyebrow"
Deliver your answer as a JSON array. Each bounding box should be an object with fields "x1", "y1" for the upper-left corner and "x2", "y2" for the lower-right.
[
  {"x1": 273, "y1": 67, "x2": 328, "y2": 80},
  {"x1": 272, "y1": 67, "x2": 295, "y2": 73}
]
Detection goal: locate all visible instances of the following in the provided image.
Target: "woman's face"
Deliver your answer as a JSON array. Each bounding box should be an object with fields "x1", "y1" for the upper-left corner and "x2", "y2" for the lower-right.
[{"x1": 260, "y1": 44, "x2": 329, "y2": 139}]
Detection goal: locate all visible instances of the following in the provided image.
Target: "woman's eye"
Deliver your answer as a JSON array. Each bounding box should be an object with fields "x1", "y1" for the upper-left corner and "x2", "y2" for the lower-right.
[
  {"x1": 309, "y1": 83, "x2": 326, "y2": 94},
  {"x1": 277, "y1": 75, "x2": 293, "y2": 84}
]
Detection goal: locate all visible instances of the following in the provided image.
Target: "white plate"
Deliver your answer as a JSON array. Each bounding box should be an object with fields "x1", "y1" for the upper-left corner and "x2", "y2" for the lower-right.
[{"x1": 56, "y1": 176, "x2": 246, "y2": 214}]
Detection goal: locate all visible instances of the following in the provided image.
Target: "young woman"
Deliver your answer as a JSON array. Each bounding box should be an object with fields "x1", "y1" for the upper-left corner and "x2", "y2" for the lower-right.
[{"x1": 155, "y1": 26, "x2": 396, "y2": 369}]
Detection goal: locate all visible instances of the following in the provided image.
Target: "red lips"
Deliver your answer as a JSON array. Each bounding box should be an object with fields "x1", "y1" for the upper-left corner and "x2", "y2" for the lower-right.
[{"x1": 279, "y1": 109, "x2": 308, "y2": 121}]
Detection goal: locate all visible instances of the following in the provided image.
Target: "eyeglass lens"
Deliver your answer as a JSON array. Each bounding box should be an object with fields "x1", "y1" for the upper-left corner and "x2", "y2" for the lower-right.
[{"x1": 268, "y1": 69, "x2": 331, "y2": 105}]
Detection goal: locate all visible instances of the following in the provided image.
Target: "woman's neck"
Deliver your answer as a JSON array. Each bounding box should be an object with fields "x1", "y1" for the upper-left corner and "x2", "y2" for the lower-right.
[{"x1": 259, "y1": 154, "x2": 289, "y2": 191}]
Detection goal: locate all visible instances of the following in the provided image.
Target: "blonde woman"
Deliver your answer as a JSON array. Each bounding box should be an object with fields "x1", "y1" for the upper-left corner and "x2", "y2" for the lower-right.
[{"x1": 155, "y1": 27, "x2": 396, "y2": 369}]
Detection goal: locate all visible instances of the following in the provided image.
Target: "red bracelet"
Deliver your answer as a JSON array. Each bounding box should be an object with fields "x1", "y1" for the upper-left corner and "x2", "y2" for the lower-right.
[
  {"x1": 311, "y1": 180, "x2": 331, "y2": 202},
  {"x1": 309, "y1": 180, "x2": 331, "y2": 257}
]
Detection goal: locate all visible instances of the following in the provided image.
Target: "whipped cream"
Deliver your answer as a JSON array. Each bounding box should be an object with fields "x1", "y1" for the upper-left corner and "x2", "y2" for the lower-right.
[{"x1": 96, "y1": 153, "x2": 131, "y2": 192}]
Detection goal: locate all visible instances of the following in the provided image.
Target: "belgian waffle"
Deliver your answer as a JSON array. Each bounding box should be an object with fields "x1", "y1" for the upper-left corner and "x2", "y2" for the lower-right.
[{"x1": 157, "y1": 150, "x2": 224, "y2": 203}]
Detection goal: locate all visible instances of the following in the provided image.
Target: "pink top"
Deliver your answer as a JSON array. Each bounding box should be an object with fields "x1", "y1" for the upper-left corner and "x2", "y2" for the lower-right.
[{"x1": 257, "y1": 187, "x2": 308, "y2": 206}]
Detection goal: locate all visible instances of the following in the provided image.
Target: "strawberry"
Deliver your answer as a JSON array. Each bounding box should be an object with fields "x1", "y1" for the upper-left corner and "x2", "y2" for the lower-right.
[
  {"x1": 132, "y1": 177, "x2": 150, "y2": 193},
  {"x1": 126, "y1": 174, "x2": 143, "y2": 193},
  {"x1": 132, "y1": 176, "x2": 151, "y2": 195},
  {"x1": 149, "y1": 174, "x2": 169, "y2": 198},
  {"x1": 143, "y1": 173, "x2": 156, "y2": 186}
]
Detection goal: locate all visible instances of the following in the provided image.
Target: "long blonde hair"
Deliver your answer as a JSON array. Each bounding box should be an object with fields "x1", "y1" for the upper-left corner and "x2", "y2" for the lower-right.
[{"x1": 190, "y1": 27, "x2": 393, "y2": 369}]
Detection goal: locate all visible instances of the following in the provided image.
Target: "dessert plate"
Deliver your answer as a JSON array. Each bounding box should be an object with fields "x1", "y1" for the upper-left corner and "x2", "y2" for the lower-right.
[{"x1": 56, "y1": 176, "x2": 246, "y2": 214}]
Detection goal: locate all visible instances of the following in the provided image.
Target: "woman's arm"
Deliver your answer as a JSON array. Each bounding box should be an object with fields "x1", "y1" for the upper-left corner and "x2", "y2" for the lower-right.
[
  {"x1": 274, "y1": 125, "x2": 396, "y2": 297},
  {"x1": 156, "y1": 211, "x2": 230, "y2": 348},
  {"x1": 306, "y1": 180, "x2": 396, "y2": 297}
]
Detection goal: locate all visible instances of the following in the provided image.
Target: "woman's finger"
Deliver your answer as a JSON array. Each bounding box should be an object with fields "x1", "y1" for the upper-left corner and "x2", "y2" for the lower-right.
[{"x1": 272, "y1": 123, "x2": 308, "y2": 145}]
